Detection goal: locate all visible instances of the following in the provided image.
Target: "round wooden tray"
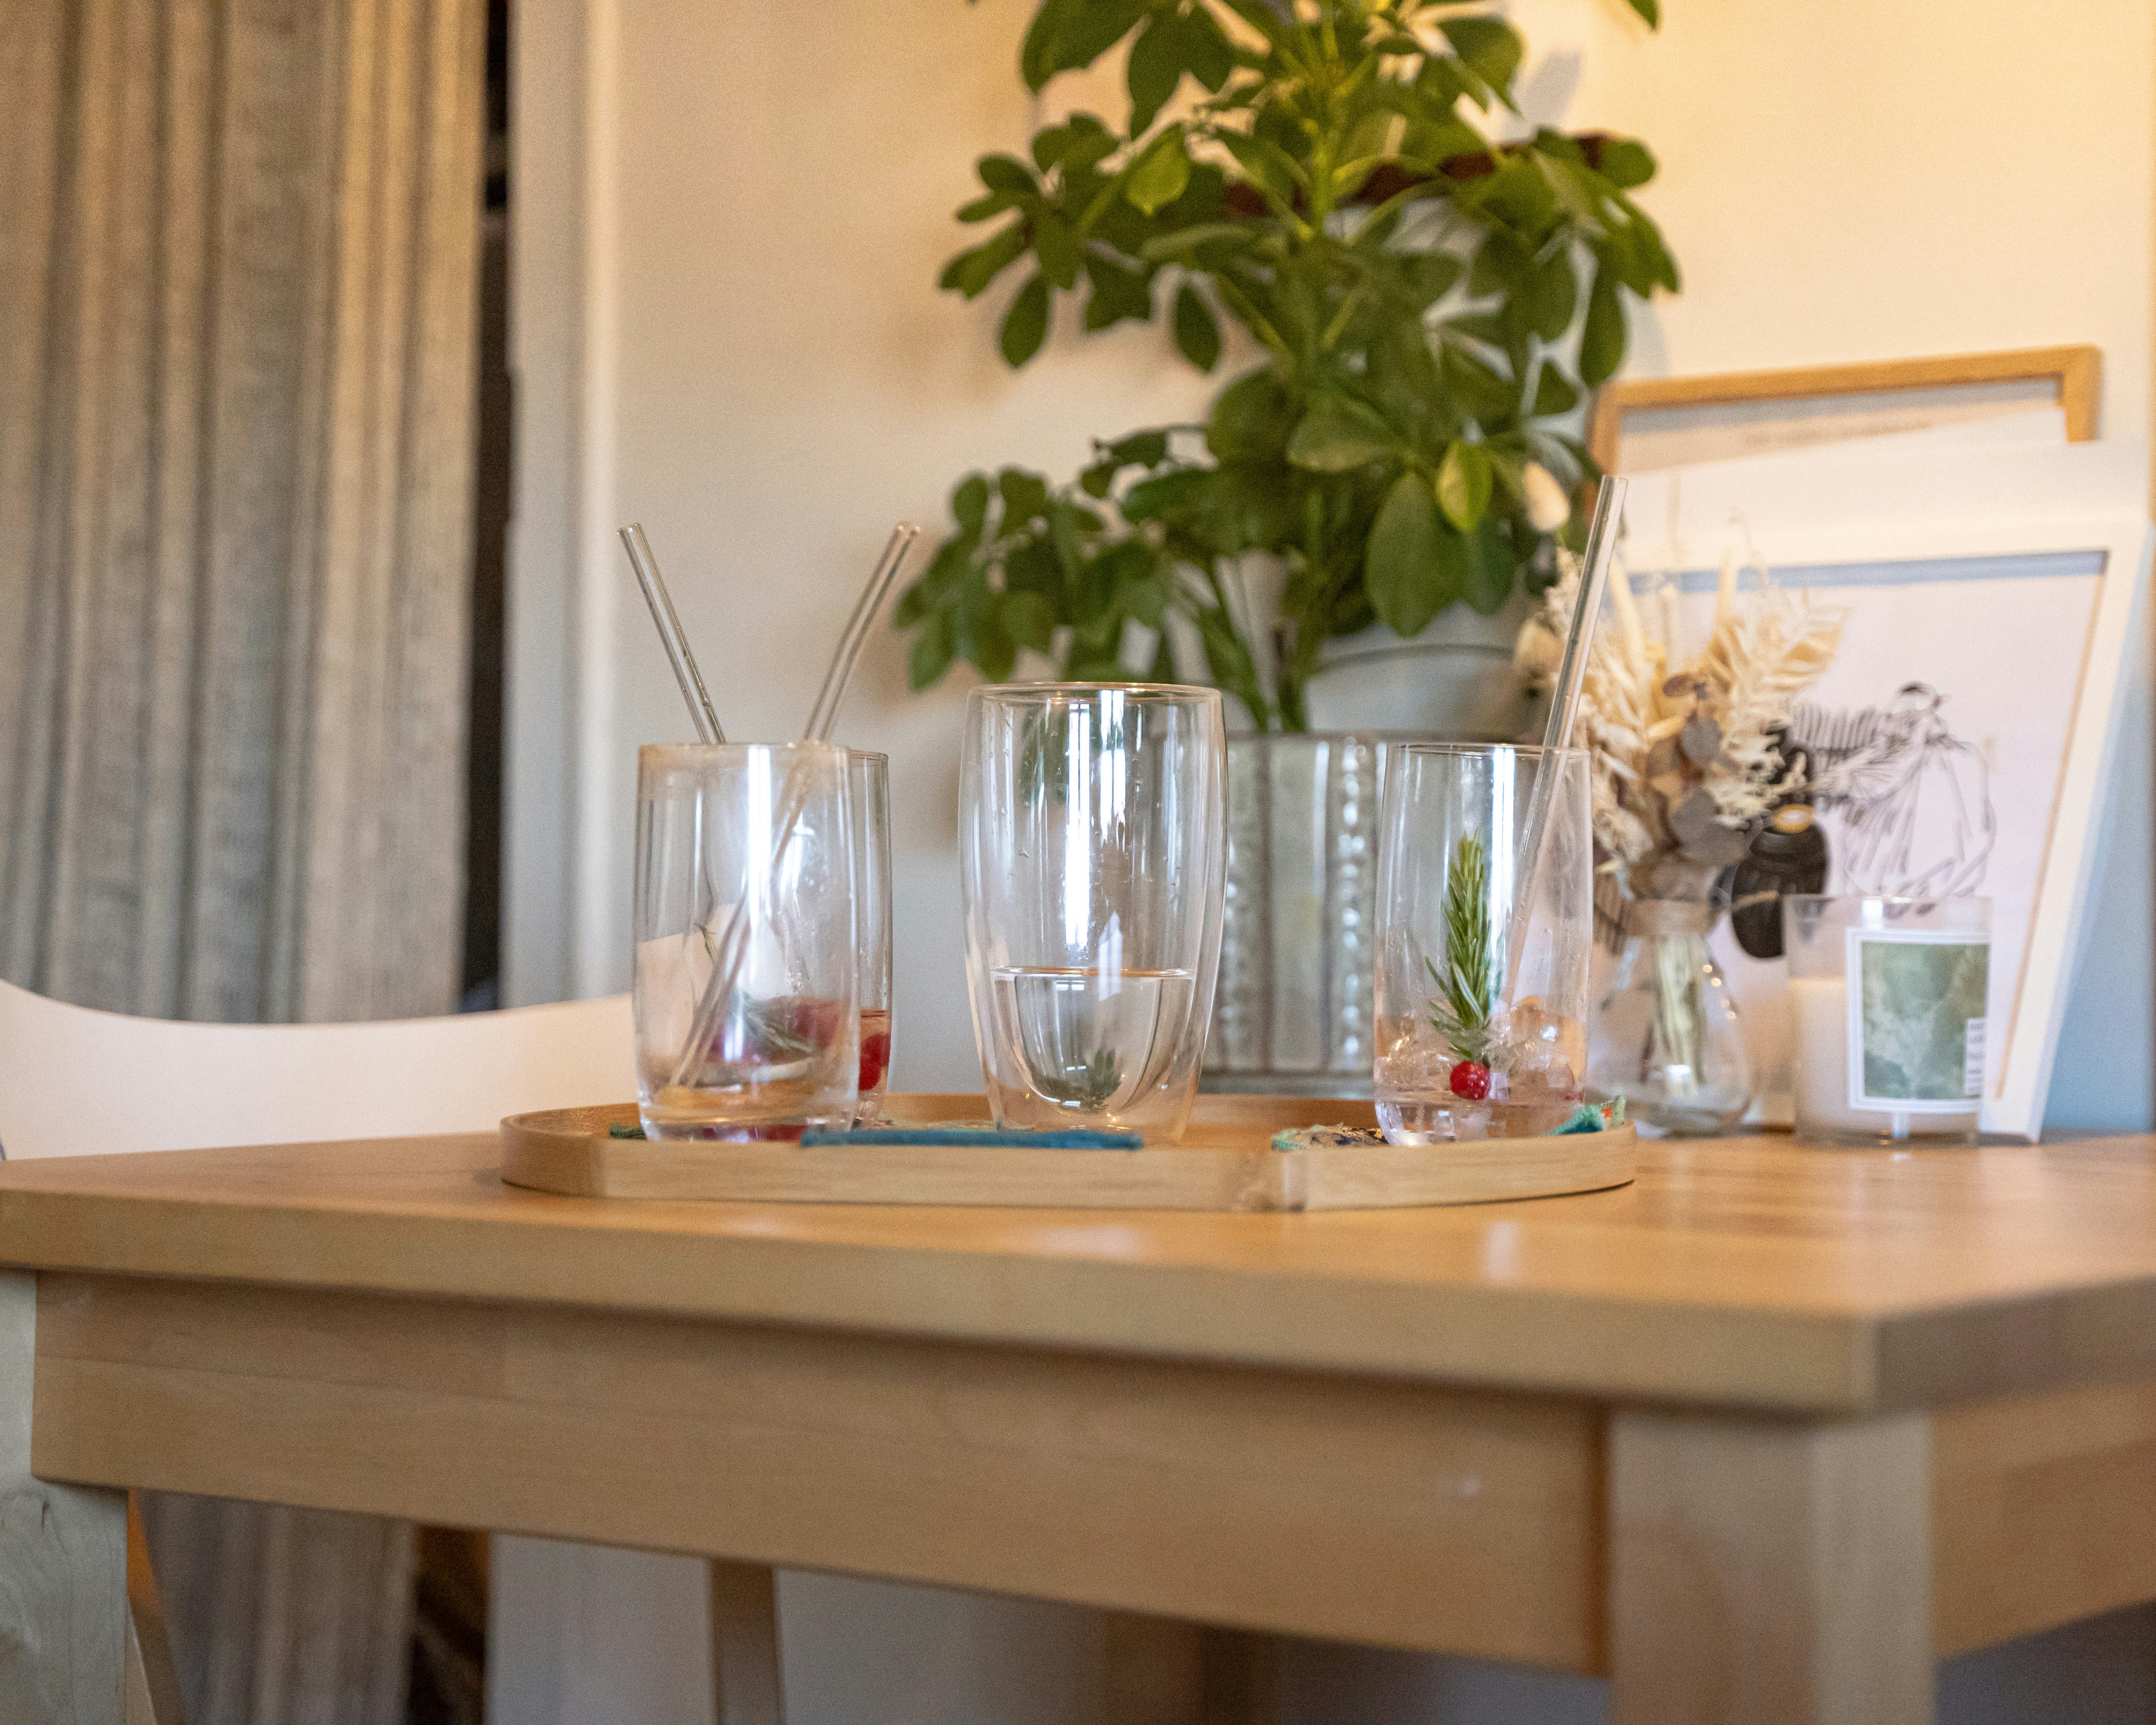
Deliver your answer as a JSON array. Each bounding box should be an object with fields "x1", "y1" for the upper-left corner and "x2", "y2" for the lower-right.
[{"x1": 499, "y1": 1092, "x2": 1635, "y2": 1214}]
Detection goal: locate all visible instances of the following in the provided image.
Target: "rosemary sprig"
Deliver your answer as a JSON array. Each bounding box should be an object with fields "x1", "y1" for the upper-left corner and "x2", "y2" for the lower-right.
[{"x1": 1426, "y1": 832, "x2": 1500, "y2": 1063}]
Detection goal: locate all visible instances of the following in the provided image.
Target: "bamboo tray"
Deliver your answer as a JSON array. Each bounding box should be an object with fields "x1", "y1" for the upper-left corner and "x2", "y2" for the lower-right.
[{"x1": 498, "y1": 1093, "x2": 1635, "y2": 1213}]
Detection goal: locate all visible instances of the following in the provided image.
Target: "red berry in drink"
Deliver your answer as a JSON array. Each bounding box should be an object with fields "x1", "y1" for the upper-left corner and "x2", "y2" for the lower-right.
[
  {"x1": 1449, "y1": 1060, "x2": 1491, "y2": 1100},
  {"x1": 858, "y1": 1029, "x2": 891, "y2": 1094}
]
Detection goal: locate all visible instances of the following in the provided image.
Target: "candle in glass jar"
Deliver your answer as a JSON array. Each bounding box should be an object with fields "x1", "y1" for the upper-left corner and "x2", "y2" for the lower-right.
[{"x1": 1783, "y1": 895, "x2": 1989, "y2": 1146}]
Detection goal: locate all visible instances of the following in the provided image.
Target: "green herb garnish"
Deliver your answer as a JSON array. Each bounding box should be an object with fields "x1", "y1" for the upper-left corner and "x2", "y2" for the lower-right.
[{"x1": 1426, "y1": 833, "x2": 1500, "y2": 1063}]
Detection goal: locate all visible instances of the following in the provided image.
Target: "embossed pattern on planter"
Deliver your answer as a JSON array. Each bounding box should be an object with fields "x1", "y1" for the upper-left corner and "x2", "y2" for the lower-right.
[{"x1": 1206, "y1": 735, "x2": 1393, "y2": 1095}]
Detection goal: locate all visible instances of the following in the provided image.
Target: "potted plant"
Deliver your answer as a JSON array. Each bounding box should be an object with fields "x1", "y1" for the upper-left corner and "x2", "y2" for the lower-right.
[{"x1": 899, "y1": 0, "x2": 1678, "y2": 1089}]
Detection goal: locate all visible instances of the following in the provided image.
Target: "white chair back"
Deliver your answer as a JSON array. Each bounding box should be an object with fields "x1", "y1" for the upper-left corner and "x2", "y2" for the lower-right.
[{"x1": 0, "y1": 980, "x2": 633, "y2": 1159}]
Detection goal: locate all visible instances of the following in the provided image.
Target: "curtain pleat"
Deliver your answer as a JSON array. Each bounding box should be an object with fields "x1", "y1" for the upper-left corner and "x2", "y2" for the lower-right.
[{"x1": 0, "y1": 0, "x2": 487, "y2": 1719}]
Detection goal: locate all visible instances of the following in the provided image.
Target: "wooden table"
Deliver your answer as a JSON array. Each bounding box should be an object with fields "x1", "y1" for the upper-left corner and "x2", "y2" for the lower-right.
[{"x1": 11, "y1": 1127, "x2": 2156, "y2": 1725}]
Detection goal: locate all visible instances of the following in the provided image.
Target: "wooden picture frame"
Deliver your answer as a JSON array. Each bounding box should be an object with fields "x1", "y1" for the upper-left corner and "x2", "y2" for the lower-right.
[{"x1": 1588, "y1": 346, "x2": 2102, "y2": 474}]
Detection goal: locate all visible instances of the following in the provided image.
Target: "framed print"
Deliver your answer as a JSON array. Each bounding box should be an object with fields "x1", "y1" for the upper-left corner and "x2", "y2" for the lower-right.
[{"x1": 1607, "y1": 439, "x2": 2149, "y2": 1139}]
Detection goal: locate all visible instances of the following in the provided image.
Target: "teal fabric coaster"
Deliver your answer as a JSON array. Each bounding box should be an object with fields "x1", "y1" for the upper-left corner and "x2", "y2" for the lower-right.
[{"x1": 799, "y1": 1126, "x2": 1141, "y2": 1150}]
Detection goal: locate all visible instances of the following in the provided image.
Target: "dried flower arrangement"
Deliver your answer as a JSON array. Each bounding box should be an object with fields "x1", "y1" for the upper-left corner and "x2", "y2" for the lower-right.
[{"x1": 1517, "y1": 553, "x2": 1845, "y2": 906}]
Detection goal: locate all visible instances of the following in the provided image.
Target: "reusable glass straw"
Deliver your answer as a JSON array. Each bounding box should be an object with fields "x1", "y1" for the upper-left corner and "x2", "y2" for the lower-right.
[
  {"x1": 664, "y1": 524, "x2": 922, "y2": 1091},
  {"x1": 620, "y1": 524, "x2": 724, "y2": 743},
  {"x1": 1502, "y1": 475, "x2": 1626, "y2": 1001}
]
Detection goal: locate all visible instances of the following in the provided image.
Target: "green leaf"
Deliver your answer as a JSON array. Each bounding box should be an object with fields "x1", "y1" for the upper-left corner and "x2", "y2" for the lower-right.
[
  {"x1": 939, "y1": 222, "x2": 1029, "y2": 299},
  {"x1": 1626, "y1": 0, "x2": 1661, "y2": 26},
  {"x1": 976, "y1": 154, "x2": 1038, "y2": 196},
  {"x1": 1595, "y1": 138, "x2": 1656, "y2": 190},
  {"x1": 1206, "y1": 368, "x2": 1293, "y2": 462},
  {"x1": 1402, "y1": 252, "x2": 1464, "y2": 309},
  {"x1": 1579, "y1": 267, "x2": 1626, "y2": 386},
  {"x1": 1033, "y1": 210, "x2": 1082, "y2": 290},
  {"x1": 1182, "y1": 7, "x2": 1235, "y2": 91},
  {"x1": 1286, "y1": 394, "x2": 1399, "y2": 473},
  {"x1": 1002, "y1": 588, "x2": 1056, "y2": 652},
  {"x1": 956, "y1": 191, "x2": 1018, "y2": 224},
  {"x1": 908, "y1": 611, "x2": 955, "y2": 690},
  {"x1": 998, "y1": 468, "x2": 1050, "y2": 523},
  {"x1": 1438, "y1": 17, "x2": 1524, "y2": 104},
  {"x1": 1022, "y1": 0, "x2": 1147, "y2": 91},
  {"x1": 1531, "y1": 363, "x2": 1579, "y2": 417},
  {"x1": 1081, "y1": 252, "x2": 1153, "y2": 330},
  {"x1": 1365, "y1": 470, "x2": 1454, "y2": 637},
  {"x1": 893, "y1": 578, "x2": 933, "y2": 628},
  {"x1": 1125, "y1": 124, "x2": 1191, "y2": 216},
  {"x1": 952, "y1": 473, "x2": 990, "y2": 535},
  {"x1": 1469, "y1": 230, "x2": 1529, "y2": 298},
  {"x1": 1461, "y1": 517, "x2": 1514, "y2": 615},
  {"x1": 1524, "y1": 248, "x2": 1578, "y2": 342},
  {"x1": 1440, "y1": 345, "x2": 1519, "y2": 423},
  {"x1": 1173, "y1": 283, "x2": 1221, "y2": 371},
  {"x1": 1216, "y1": 129, "x2": 1302, "y2": 207},
  {"x1": 1000, "y1": 273, "x2": 1051, "y2": 367},
  {"x1": 1125, "y1": 13, "x2": 1185, "y2": 137},
  {"x1": 1436, "y1": 441, "x2": 1494, "y2": 532},
  {"x1": 1020, "y1": 0, "x2": 1062, "y2": 91},
  {"x1": 1106, "y1": 428, "x2": 1170, "y2": 468}
]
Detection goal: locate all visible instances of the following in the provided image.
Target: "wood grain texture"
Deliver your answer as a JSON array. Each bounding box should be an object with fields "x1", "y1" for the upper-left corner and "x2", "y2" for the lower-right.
[
  {"x1": 1610, "y1": 1409, "x2": 1932, "y2": 1725},
  {"x1": 29, "y1": 1273, "x2": 1604, "y2": 1672},
  {"x1": 1932, "y1": 1372, "x2": 2156, "y2": 1656},
  {"x1": 0, "y1": 1272, "x2": 127, "y2": 1725},
  {"x1": 15, "y1": 1132, "x2": 2156, "y2": 1413},
  {"x1": 708, "y1": 1559, "x2": 783, "y2": 1725},
  {"x1": 1587, "y1": 345, "x2": 2102, "y2": 469},
  {"x1": 500, "y1": 1097, "x2": 1635, "y2": 1212}
]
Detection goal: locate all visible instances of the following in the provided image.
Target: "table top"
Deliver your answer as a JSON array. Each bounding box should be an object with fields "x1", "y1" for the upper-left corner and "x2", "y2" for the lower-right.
[{"x1": 6, "y1": 1126, "x2": 2156, "y2": 1414}]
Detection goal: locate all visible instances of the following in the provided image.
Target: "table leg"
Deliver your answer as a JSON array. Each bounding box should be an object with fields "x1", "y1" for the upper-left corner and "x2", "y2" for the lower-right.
[
  {"x1": 0, "y1": 1270, "x2": 128, "y2": 1725},
  {"x1": 709, "y1": 1558, "x2": 784, "y2": 1725},
  {"x1": 1610, "y1": 1408, "x2": 1933, "y2": 1725},
  {"x1": 1100, "y1": 1613, "x2": 1278, "y2": 1725}
]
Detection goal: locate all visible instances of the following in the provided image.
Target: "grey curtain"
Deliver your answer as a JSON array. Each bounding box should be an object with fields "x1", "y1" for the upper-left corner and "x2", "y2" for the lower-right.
[
  {"x1": 0, "y1": 0, "x2": 482, "y2": 1025},
  {"x1": 0, "y1": 0, "x2": 486, "y2": 1719}
]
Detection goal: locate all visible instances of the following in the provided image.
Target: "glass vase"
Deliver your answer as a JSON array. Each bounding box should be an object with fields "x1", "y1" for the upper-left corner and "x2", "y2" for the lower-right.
[{"x1": 1587, "y1": 900, "x2": 1752, "y2": 1135}]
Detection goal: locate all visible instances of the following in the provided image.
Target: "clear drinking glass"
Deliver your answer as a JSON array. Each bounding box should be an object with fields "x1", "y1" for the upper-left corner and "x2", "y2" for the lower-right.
[
  {"x1": 960, "y1": 683, "x2": 1227, "y2": 1139},
  {"x1": 1373, "y1": 745, "x2": 1594, "y2": 1142},
  {"x1": 849, "y1": 750, "x2": 893, "y2": 1122},
  {"x1": 1784, "y1": 894, "x2": 1990, "y2": 1146},
  {"x1": 633, "y1": 742, "x2": 858, "y2": 1140}
]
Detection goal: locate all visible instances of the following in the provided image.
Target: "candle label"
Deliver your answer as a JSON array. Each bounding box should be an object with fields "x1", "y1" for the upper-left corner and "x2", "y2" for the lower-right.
[{"x1": 1846, "y1": 929, "x2": 1990, "y2": 1112}]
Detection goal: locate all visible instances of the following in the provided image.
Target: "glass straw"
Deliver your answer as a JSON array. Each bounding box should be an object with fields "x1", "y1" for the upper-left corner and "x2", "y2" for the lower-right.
[
  {"x1": 1502, "y1": 475, "x2": 1626, "y2": 1002},
  {"x1": 664, "y1": 524, "x2": 922, "y2": 1091},
  {"x1": 620, "y1": 524, "x2": 725, "y2": 743}
]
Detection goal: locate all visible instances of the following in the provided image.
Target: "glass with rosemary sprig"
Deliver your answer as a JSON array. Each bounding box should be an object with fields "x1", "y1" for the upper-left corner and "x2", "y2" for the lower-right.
[
  {"x1": 1373, "y1": 745, "x2": 1593, "y2": 1143},
  {"x1": 633, "y1": 743, "x2": 858, "y2": 1141}
]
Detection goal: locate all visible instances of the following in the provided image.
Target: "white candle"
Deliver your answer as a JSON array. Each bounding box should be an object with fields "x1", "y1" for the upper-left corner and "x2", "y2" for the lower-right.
[{"x1": 1714, "y1": 551, "x2": 1737, "y2": 632}]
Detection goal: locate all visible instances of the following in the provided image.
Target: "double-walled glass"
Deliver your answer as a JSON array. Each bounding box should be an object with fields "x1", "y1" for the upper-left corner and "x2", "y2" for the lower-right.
[
  {"x1": 1373, "y1": 744, "x2": 1594, "y2": 1142},
  {"x1": 633, "y1": 742, "x2": 857, "y2": 1139},
  {"x1": 849, "y1": 751, "x2": 893, "y2": 1121},
  {"x1": 960, "y1": 683, "x2": 1227, "y2": 1139}
]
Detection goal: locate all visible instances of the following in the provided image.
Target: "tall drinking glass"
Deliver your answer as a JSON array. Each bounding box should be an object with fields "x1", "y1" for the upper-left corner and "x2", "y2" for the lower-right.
[
  {"x1": 633, "y1": 742, "x2": 858, "y2": 1140},
  {"x1": 1373, "y1": 744, "x2": 1594, "y2": 1142},
  {"x1": 961, "y1": 683, "x2": 1227, "y2": 1139},
  {"x1": 849, "y1": 750, "x2": 893, "y2": 1121}
]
